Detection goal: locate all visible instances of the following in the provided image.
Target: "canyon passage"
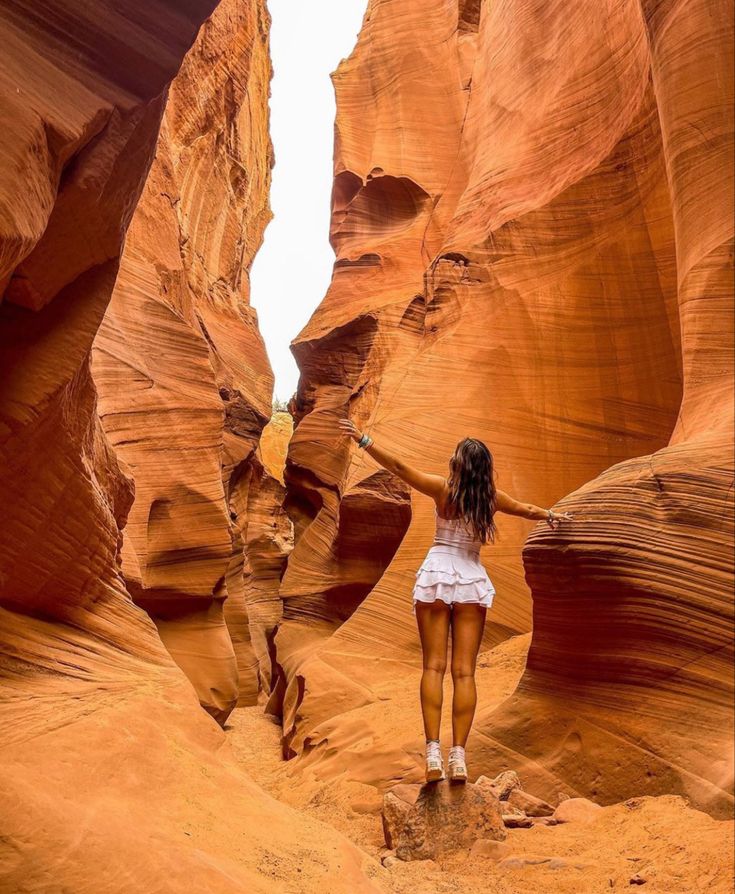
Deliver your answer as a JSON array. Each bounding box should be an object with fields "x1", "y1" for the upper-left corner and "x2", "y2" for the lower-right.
[{"x1": 0, "y1": 1, "x2": 733, "y2": 893}]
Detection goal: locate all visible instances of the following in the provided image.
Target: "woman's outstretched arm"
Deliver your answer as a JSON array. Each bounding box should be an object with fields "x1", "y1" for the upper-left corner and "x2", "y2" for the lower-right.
[
  {"x1": 496, "y1": 489, "x2": 573, "y2": 529},
  {"x1": 338, "y1": 419, "x2": 445, "y2": 500}
]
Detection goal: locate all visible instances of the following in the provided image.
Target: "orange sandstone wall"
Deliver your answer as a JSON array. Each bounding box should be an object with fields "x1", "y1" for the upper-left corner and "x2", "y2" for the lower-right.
[
  {"x1": 226, "y1": 413, "x2": 293, "y2": 706},
  {"x1": 92, "y1": 0, "x2": 274, "y2": 722},
  {"x1": 278, "y1": 0, "x2": 732, "y2": 814},
  {"x1": 486, "y1": 0, "x2": 734, "y2": 817},
  {"x1": 0, "y1": 4, "x2": 379, "y2": 890}
]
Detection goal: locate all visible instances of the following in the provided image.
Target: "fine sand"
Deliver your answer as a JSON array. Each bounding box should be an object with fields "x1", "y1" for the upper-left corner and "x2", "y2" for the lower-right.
[{"x1": 227, "y1": 635, "x2": 734, "y2": 893}]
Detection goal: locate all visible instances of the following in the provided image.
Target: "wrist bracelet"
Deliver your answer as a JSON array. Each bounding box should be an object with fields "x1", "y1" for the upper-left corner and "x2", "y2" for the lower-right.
[
  {"x1": 547, "y1": 509, "x2": 554, "y2": 522},
  {"x1": 358, "y1": 433, "x2": 372, "y2": 449}
]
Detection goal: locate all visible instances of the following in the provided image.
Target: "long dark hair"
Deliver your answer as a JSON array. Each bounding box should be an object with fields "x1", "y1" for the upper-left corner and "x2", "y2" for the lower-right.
[{"x1": 446, "y1": 438, "x2": 497, "y2": 543}]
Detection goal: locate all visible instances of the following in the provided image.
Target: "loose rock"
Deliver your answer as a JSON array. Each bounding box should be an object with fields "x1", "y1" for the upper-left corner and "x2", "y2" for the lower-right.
[
  {"x1": 507, "y1": 788, "x2": 555, "y2": 817},
  {"x1": 503, "y1": 814, "x2": 534, "y2": 829},
  {"x1": 383, "y1": 779, "x2": 506, "y2": 861},
  {"x1": 390, "y1": 783, "x2": 422, "y2": 806},
  {"x1": 382, "y1": 792, "x2": 412, "y2": 849},
  {"x1": 477, "y1": 770, "x2": 522, "y2": 801},
  {"x1": 553, "y1": 797, "x2": 603, "y2": 824}
]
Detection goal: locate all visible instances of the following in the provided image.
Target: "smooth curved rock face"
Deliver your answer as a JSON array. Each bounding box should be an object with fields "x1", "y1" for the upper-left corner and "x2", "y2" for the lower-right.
[
  {"x1": 480, "y1": 0, "x2": 735, "y2": 819},
  {"x1": 280, "y1": 0, "x2": 733, "y2": 815},
  {"x1": 0, "y1": 4, "x2": 379, "y2": 891},
  {"x1": 0, "y1": 0, "x2": 217, "y2": 629},
  {"x1": 226, "y1": 414, "x2": 293, "y2": 706},
  {"x1": 91, "y1": 0, "x2": 274, "y2": 723}
]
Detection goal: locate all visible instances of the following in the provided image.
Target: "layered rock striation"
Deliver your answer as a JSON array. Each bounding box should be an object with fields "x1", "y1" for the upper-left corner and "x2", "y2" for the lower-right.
[
  {"x1": 91, "y1": 0, "x2": 275, "y2": 722},
  {"x1": 486, "y1": 0, "x2": 734, "y2": 817},
  {"x1": 278, "y1": 0, "x2": 733, "y2": 815},
  {"x1": 0, "y1": 3, "x2": 377, "y2": 891}
]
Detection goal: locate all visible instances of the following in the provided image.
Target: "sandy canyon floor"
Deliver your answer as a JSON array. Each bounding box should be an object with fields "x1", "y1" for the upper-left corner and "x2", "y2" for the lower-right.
[{"x1": 225, "y1": 636, "x2": 733, "y2": 893}]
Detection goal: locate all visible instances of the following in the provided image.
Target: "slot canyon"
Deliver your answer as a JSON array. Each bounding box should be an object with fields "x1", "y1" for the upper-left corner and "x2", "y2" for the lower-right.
[{"x1": 0, "y1": 1, "x2": 732, "y2": 892}]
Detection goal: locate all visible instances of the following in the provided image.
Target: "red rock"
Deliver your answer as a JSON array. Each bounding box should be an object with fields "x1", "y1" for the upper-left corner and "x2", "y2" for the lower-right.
[
  {"x1": 228, "y1": 418, "x2": 292, "y2": 705},
  {"x1": 91, "y1": 0, "x2": 275, "y2": 723},
  {"x1": 477, "y1": 0, "x2": 735, "y2": 818},
  {"x1": 384, "y1": 779, "x2": 506, "y2": 861},
  {"x1": 554, "y1": 798, "x2": 604, "y2": 824},
  {"x1": 503, "y1": 815, "x2": 534, "y2": 829},
  {"x1": 477, "y1": 771, "x2": 522, "y2": 802},
  {"x1": 272, "y1": 0, "x2": 733, "y2": 821},
  {"x1": 0, "y1": 3, "x2": 380, "y2": 891},
  {"x1": 390, "y1": 783, "x2": 423, "y2": 806},
  {"x1": 507, "y1": 788, "x2": 555, "y2": 817},
  {"x1": 382, "y1": 792, "x2": 413, "y2": 849}
]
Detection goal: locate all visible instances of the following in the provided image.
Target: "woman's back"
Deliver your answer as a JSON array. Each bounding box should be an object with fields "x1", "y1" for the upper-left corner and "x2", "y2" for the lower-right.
[{"x1": 433, "y1": 509, "x2": 482, "y2": 554}]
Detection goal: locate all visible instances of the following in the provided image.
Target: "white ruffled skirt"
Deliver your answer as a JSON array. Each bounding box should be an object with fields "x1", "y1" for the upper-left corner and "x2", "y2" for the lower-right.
[{"x1": 412, "y1": 545, "x2": 495, "y2": 614}]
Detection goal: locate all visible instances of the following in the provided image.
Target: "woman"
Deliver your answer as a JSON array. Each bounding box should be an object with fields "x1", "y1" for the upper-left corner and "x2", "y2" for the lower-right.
[{"x1": 338, "y1": 419, "x2": 572, "y2": 783}]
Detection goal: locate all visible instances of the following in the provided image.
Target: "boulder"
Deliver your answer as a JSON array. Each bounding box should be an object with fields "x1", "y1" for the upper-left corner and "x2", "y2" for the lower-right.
[
  {"x1": 477, "y1": 770, "x2": 522, "y2": 801},
  {"x1": 503, "y1": 814, "x2": 534, "y2": 829},
  {"x1": 383, "y1": 780, "x2": 506, "y2": 861},
  {"x1": 390, "y1": 783, "x2": 422, "y2": 807},
  {"x1": 554, "y1": 797, "x2": 604, "y2": 824},
  {"x1": 507, "y1": 788, "x2": 555, "y2": 817},
  {"x1": 382, "y1": 792, "x2": 412, "y2": 849}
]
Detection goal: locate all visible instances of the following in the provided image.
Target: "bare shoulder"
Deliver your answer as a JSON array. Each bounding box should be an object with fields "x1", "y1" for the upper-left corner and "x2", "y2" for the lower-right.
[{"x1": 434, "y1": 480, "x2": 451, "y2": 515}]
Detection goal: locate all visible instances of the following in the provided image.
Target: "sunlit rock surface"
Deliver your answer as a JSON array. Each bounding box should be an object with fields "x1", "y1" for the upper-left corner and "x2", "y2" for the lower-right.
[
  {"x1": 0, "y1": 3, "x2": 382, "y2": 890},
  {"x1": 92, "y1": 0, "x2": 274, "y2": 723},
  {"x1": 278, "y1": 0, "x2": 733, "y2": 815},
  {"x1": 226, "y1": 413, "x2": 293, "y2": 705},
  {"x1": 484, "y1": 0, "x2": 734, "y2": 818}
]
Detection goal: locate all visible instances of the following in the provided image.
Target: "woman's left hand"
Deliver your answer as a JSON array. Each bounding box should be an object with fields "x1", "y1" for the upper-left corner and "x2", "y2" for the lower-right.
[
  {"x1": 546, "y1": 510, "x2": 574, "y2": 530},
  {"x1": 338, "y1": 418, "x2": 362, "y2": 442}
]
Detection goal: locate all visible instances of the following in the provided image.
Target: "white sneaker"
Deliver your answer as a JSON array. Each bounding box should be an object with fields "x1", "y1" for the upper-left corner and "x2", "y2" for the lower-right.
[
  {"x1": 425, "y1": 742, "x2": 444, "y2": 782},
  {"x1": 447, "y1": 745, "x2": 468, "y2": 782}
]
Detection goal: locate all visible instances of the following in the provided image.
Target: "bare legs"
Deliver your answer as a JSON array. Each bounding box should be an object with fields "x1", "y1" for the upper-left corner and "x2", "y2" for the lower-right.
[
  {"x1": 415, "y1": 602, "x2": 487, "y2": 745},
  {"x1": 415, "y1": 602, "x2": 451, "y2": 741},
  {"x1": 450, "y1": 604, "x2": 486, "y2": 746}
]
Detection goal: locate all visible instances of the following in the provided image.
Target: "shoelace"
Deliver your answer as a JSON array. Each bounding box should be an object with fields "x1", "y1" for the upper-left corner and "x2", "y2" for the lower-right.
[{"x1": 448, "y1": 746, "x2": 466, "y2": 765}]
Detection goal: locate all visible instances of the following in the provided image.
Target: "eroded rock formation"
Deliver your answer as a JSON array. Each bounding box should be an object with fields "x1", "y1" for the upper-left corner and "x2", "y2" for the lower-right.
[
  {"x1": 226, "y1": 412, "x2": 293, "y2": 705},
  {"x1": 91, "y1": 0, "x2": 274, "y2": 722},
  {"x1": 278, "y1": 0, "x2": 733, "y2": 816},
  {"x1": 483, "y1": 0, "x2": 735, "y2": 818},
  {"x1": 0, "y1": 3, "x2": 379, "y2": 890}
]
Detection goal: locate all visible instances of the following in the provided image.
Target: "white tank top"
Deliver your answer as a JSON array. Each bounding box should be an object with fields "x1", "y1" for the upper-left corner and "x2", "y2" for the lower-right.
[{"x1": 432, "y1": 510, "x2": 481, "y2": 556}]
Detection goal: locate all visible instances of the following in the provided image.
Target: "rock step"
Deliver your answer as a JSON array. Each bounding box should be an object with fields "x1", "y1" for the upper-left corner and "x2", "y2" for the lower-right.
[{"x1": 383, "y1": 778, "x2": 506, "y2": 861}]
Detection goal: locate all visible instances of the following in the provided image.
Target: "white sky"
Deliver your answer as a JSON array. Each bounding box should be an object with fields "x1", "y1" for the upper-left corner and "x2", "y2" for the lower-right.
[{"x1": 250, "y1": 0, "x2": 367, "y2": 403}]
